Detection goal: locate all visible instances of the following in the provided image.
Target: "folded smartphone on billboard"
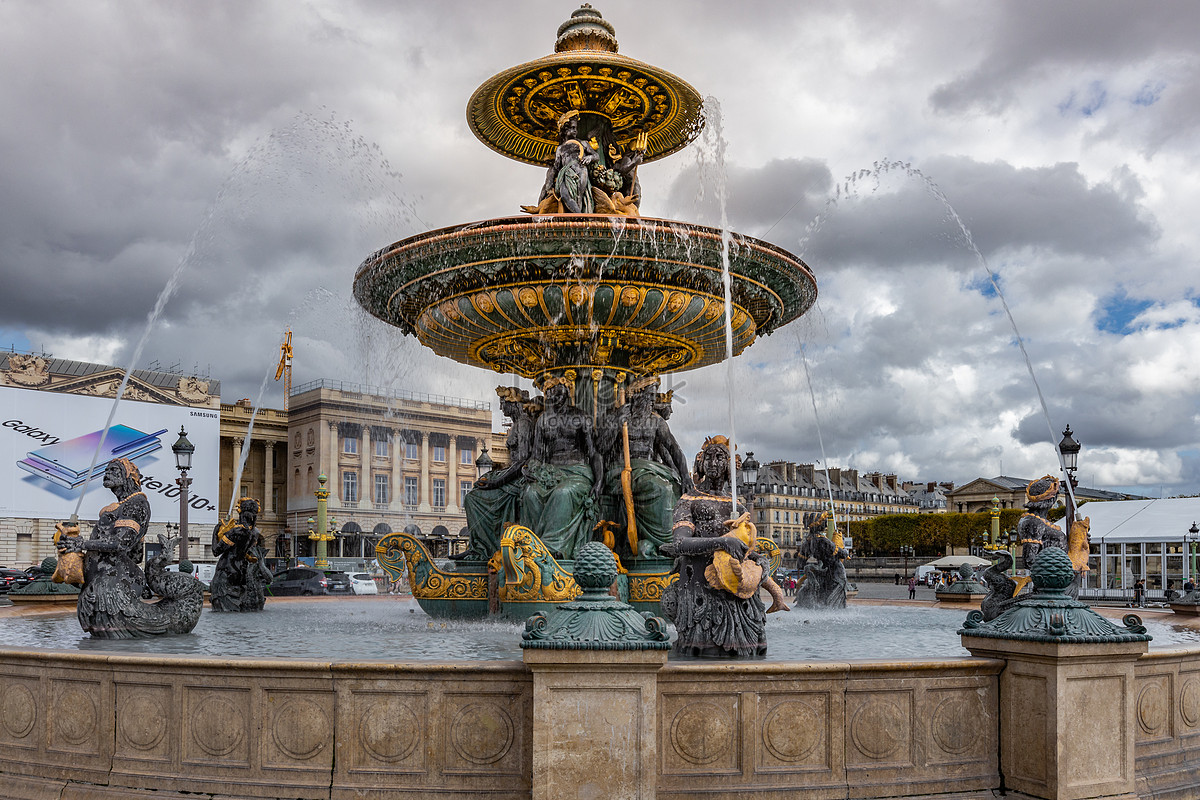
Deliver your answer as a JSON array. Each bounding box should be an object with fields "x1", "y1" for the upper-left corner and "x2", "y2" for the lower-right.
[{"x1": 15, "y1": 425, "x2": 166, "y2": 489}]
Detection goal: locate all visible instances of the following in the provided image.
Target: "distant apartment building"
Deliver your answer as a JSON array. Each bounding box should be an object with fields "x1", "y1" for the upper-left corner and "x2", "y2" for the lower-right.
[{"x1": 748, "y1": 460, "x2": 928, "y2": 560}]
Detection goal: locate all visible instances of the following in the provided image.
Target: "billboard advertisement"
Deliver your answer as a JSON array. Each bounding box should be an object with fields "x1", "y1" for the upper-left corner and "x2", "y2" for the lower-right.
[{"x1": 0, "y1": 385, "x2": 219, "y2": 524}]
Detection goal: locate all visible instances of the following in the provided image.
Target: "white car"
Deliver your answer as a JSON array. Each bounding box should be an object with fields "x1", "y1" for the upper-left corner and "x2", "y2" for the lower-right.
[{"x1": 349, "y1": 573, "x2": 378, "y2": 595}]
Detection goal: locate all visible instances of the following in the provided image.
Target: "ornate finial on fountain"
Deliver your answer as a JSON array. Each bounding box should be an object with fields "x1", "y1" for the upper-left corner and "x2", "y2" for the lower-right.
[
  {"x1": 960, "y1": 547, "x2": 1151, "y2": 643},
  {"x1": 520, "y1": 542, "x2": 671, "y2": 650},
  {"x1": 555, "y1": 4, "x2": 618, "y2": 53}
]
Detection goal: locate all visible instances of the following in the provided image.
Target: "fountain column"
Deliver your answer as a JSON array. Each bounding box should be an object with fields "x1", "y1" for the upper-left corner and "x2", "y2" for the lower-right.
[{"x1": 313, "y1": 473, "x2": 331, "y2": 569}]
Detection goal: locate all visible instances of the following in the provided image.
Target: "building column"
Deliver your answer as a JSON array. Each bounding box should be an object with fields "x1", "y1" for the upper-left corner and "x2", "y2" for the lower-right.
[
  {"x1": 446, "y1": 435, "x2": 459, "y2": 514},
  {"x1": 391, "y1": 429, "x2": 402, "y2": 511},
  {"x1": 361, "y1": 428, "x2": 372, "y2": 508},
  {"x1": 325, "y1": 422, "x2": 338, "y2": 498},
  {"x1": 263, "y1": 442, "x2": 274, "y2": 514},
  {"x1": 232, "y1": 437, "x2": 244, "y2": 503},
  {"x1": 418, "y1": 431, "x2": 431, "y2": 513}
]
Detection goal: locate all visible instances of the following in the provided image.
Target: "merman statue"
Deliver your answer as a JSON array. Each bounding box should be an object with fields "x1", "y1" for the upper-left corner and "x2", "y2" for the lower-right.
[
  {"x1": 660, "y1": 435, "x2": 788, "y2": 658},
  {"x1": 53, "y1": 458, "x2": 204, "y2": 638},
  {"x1": 209, "y1": 497, "x2": 272, "y2": 612}
]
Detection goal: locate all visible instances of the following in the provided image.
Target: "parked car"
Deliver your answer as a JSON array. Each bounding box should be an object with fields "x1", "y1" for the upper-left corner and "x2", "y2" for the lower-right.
[
  {"x1": 0, "y1": 568, "x2": 32, "y2": 593},
  {"x1": 349, "y1": 573, "x2": 378, "y2": 595},
  {"x1": 269, "y1": 568, "x2": 328, "y2": 596},
  {"x1": 322, "y1": 571, "x2": 352, "y2": 594}
]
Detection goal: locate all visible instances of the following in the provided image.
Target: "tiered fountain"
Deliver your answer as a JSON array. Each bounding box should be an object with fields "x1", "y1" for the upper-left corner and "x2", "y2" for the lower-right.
[{"x1": 357, "y1": 4, "x2": 816, "y2": 620}]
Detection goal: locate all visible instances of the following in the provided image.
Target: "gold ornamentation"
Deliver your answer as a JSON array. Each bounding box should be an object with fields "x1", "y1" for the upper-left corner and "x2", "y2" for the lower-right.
[
  {"x1": 518, "y1": 287, "x2": 540, "y2": 307},
  {"x1": 498, "y1": 523, "x2": 580, "y2": 602},
  {"x1": 1026, "y1": 475, "x2": 1059, "y2": 503},
  {"x1": 374, "y1": 533, "x2": 488, "y2": 601},
  {"x1": 629, "y1": 571, "x2": 677, "y2": 602}
]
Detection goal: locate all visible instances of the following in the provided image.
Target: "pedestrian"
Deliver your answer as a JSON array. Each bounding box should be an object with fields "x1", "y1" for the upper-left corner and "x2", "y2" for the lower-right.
[
  {"x1": 1134, "y1": 579, "x2": 1145, "y2": 607},
  {"x1": 1166, "y1": 579, "x2": 1175, "y2": 602},
  {"x1": 907, "y1": 575, "x2": 917, "y2": 600},
  {"x1": 1186, "y1": 579, "x2": 1195, "y2": 594}
]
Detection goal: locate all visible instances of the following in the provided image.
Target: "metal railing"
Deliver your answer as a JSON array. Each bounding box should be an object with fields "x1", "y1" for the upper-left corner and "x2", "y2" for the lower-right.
[{"x1": 291, "y1": 378, "x2": 491, "y2": 411}]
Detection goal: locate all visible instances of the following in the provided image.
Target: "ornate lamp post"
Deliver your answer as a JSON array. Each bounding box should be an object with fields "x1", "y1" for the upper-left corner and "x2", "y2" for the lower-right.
[
  {"x1": 170, "y1": 426, "x2": 195, "y2": 562},
  {"x1": 1058, "y1": 424, "x2": 1081, "y2": 522},
  {"x1": 311, "y1": 474, "x2": 335, "y2": 569},
  {"x1": 475, "y1": 445, "x2": 494, "y2": 480},
  {"x1": 900, "y1": 544, "x2": 914, "y2": 578},
  {"x1": 1189, "y1": 522, "x2": 1199, "y2": 584},
  {"x1": 989, "y1": 496, "x2": 1001, "y2": 548},
  {"x1": 740, "y1": 451, "x2": 759, "y2": 503}
]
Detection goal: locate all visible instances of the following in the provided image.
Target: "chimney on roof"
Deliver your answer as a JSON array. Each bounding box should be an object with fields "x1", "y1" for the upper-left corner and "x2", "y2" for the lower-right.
[
  {"x1": 799, "y1": 463, "x2": 815, "y2": 483},
  {"x1": 886, "y1": 474, "x2": 897, "y2": 491}
]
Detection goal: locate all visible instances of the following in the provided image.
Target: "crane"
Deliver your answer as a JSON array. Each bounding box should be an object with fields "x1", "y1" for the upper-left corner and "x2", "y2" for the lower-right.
[{"x1": 275, "y1": 329, "x2": 293, "y2": 412}]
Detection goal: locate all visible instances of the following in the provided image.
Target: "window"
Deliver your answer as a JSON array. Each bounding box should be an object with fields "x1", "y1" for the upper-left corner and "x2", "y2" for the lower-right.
[
  {"x1": 344, "y1": 436, "x2": 358, "y2": 455},
  {"x1": 272, "y1": 487, "x2": 279, "y2": 512},
  {"x1": 272, "y1": 449, "x2": 277, "y2": 468},
  {"x1": 460, "y1": 480, "x2": 473, "y2": 505},
  {"x1": 460, "y1": 447, "x2": 474, "y2": 465},
  {"x1": 343, "y1": 471, "x2": 358, "y2": 503},
  {"x1": 240, "y1": 484, "x2": 249, "y2": 499},
  {"x1": 433, "y1": 445, "x2": 446, "y2": 463},
  {"x1": 432, "y1": 478, "x2": 446, "y2": 508},
  {"x1": 375, "y1": 474, "x2": 390, "y2": 504},
  {"x1": 404, "y1": 476, "x2": 418, "y2": 506},
  {"x1": 375, "y1": 438, "x2": 389, "y2": 458},
  {"x1": 774, "y1": 511, "x2": 780, "y2": 522}
]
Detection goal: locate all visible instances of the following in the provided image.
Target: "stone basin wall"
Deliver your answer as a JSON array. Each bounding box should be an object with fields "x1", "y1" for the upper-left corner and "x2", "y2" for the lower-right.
[{"x1": 0, "y1": 646, "x2": 1197, "y2": 799}]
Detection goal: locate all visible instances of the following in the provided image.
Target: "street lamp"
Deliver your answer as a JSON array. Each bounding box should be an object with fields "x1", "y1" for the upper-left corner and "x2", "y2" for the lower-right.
[
  {"x1": 475, "y1": 445, "x2": 494, "y2": 480},
  {"x1": 739, "y1": 451, "x2": 760, "y2": 506},
  {"x1": 900, "y1": 544, "x2": 914, "y2": 578},
  {"x1": 171, "y1": 426, "x2": 195, "y2": 562},
  {"x1": 1058, "y1": 424, "x2": 1081, "y2": 520}
]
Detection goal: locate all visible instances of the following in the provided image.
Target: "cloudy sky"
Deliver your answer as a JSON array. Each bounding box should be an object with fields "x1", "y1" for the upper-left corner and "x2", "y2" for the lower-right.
[{"x1": 2, "y1": 1, "x2": 1198, "y2": 496}]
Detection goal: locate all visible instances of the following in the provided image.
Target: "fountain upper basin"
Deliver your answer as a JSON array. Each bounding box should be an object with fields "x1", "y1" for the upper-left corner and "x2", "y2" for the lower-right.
[{"x1": 352, "y1": 215, "x2": 816, "y2": 377}]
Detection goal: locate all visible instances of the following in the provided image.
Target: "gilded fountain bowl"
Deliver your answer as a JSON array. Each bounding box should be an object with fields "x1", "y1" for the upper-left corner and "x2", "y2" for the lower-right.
[{"x1": 352, "y1": 214, "x2": 817, "y2": 378}]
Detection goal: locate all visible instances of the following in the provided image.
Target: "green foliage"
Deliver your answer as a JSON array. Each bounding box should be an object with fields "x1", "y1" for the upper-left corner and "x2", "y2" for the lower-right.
[{"x1": 849, "y1": 510, "x2": 1024, "y2": 556}]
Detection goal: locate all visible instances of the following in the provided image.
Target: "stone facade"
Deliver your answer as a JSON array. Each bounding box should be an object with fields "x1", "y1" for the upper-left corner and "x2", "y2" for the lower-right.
[
  {"x1": 219, "y1": 399, "x2": 289, "y2": 557},
  {"x1": 284, "y1": 379, "x2": 500, "y2": 558}
]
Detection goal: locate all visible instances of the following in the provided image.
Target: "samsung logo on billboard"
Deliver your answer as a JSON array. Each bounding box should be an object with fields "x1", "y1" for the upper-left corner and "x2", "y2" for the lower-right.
[{"x1": 190, "y1": 411, "x2": 219, "y2": 419}]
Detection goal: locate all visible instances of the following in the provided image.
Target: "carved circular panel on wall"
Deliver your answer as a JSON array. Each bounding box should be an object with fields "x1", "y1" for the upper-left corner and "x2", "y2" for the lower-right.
[
  {"x1": 55, "y1": 686, "x2": 98, "y2": 746},
  {"x1": 451, "y1": 703, "x2": 515, "y2": 765},
  {"x1": 930, "y1": 695, "x2": 983, "y2": 756},
  {"x1": 762, "y1": 701, "x2": 820, "y2": 762},
  {"x1": 192, "y1": 695, "x2": 246, "y2": 757},
  {"x1": 669, "y1": 701, "x2": 733, "y2": 765},
  {"x1": 272, "y1": 698, "x2": 329, "y2": 760},
  {"x1": 1137, "y1": 683, "x2": 1168, "y2": 735},
  {"x1": 850, "y1": 699, "x2": 905, "y2": 761},
  {"x1": 360, "y1": 698, "x2": 419, "y2": 763},
  {"x1": 118, "y1": 693, "x2": 168, "y2": 751},
  {"x1": 1180, "y1": 678, "x2": 1200, "y2": 728},
  {"x1": 0, "y1": 683, "x2": 36, "y2": 739}
]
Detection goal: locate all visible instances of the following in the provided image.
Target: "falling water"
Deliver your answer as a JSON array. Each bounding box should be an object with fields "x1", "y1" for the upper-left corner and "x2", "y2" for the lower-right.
[
  {"x1": 697, "y1": 97, "x2": 740, "y2": 513},
  {"x1": 797, "y1": 345, "x2": 841, "y2": 534},
  {"x1": 781, "y1": 159, "x2": 1079, "y2": 515},
  {"x1": 227, "y1": 364, "x2": 276, "y2": 519}
]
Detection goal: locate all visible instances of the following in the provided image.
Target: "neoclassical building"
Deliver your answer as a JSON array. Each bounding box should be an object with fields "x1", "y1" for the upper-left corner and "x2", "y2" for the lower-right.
[
  {"x1": 217, "y1": 399, "x2": 289, "y2": 557},
  {"x1": 283, "y1": 379, "x2": 498, "y2": 558}
]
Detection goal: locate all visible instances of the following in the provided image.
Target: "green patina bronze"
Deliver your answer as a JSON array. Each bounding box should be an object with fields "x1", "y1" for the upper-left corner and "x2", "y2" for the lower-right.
[
  {"x1": 8, "y1": 557, "x2": 80, "y2": 603},
  {"x1": 960, "y1": 547, "x2": 1151, "y2": 644},
  {"x1": 521, "y1": 541, "x2": 671, "y2": 650}
]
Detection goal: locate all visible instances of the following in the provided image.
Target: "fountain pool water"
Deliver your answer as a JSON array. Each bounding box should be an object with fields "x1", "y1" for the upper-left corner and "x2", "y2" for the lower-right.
[{"x1": 2, "y1": 599, "x2": 1195, "y2": 662}]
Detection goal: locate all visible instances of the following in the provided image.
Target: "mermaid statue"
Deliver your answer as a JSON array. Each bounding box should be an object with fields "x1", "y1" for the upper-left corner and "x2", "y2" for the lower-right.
[
  {"x1": 54, "y1": 458, "x2": 204, "y2": 638},
  {"x1": 661, "y1": 435, "x2": 787, "y2": 658}
]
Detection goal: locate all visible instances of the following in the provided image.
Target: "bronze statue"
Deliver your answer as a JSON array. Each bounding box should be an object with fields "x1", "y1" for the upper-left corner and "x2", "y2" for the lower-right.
[
  {"x1": 209, "y1": 497, "x2": 272, "y2": 612},
  {"x1": 793, "y1": 511, "x2": 850, "y2": 609},
  {"x1": 461, "y1": 386, "x2": 536, "y2": 560},
  {"x1": 1013, "y1": 474, "x2": 1090, "y2": 598},
  {"x1": 54, "y1": 458, "x2": 203, "y2": 638},
  {"x1": 601, "y1": 376, "x2": 693, "y2": 557},
  {"x1": 520, "y1": 374, "x2": 602, "y2": 559},
  {"x1": 524, "y1": 110, "x2": 599, "y2": 214},
  {"x1": 660, "y1": 435, "x2": 784, "y2": 658}
]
